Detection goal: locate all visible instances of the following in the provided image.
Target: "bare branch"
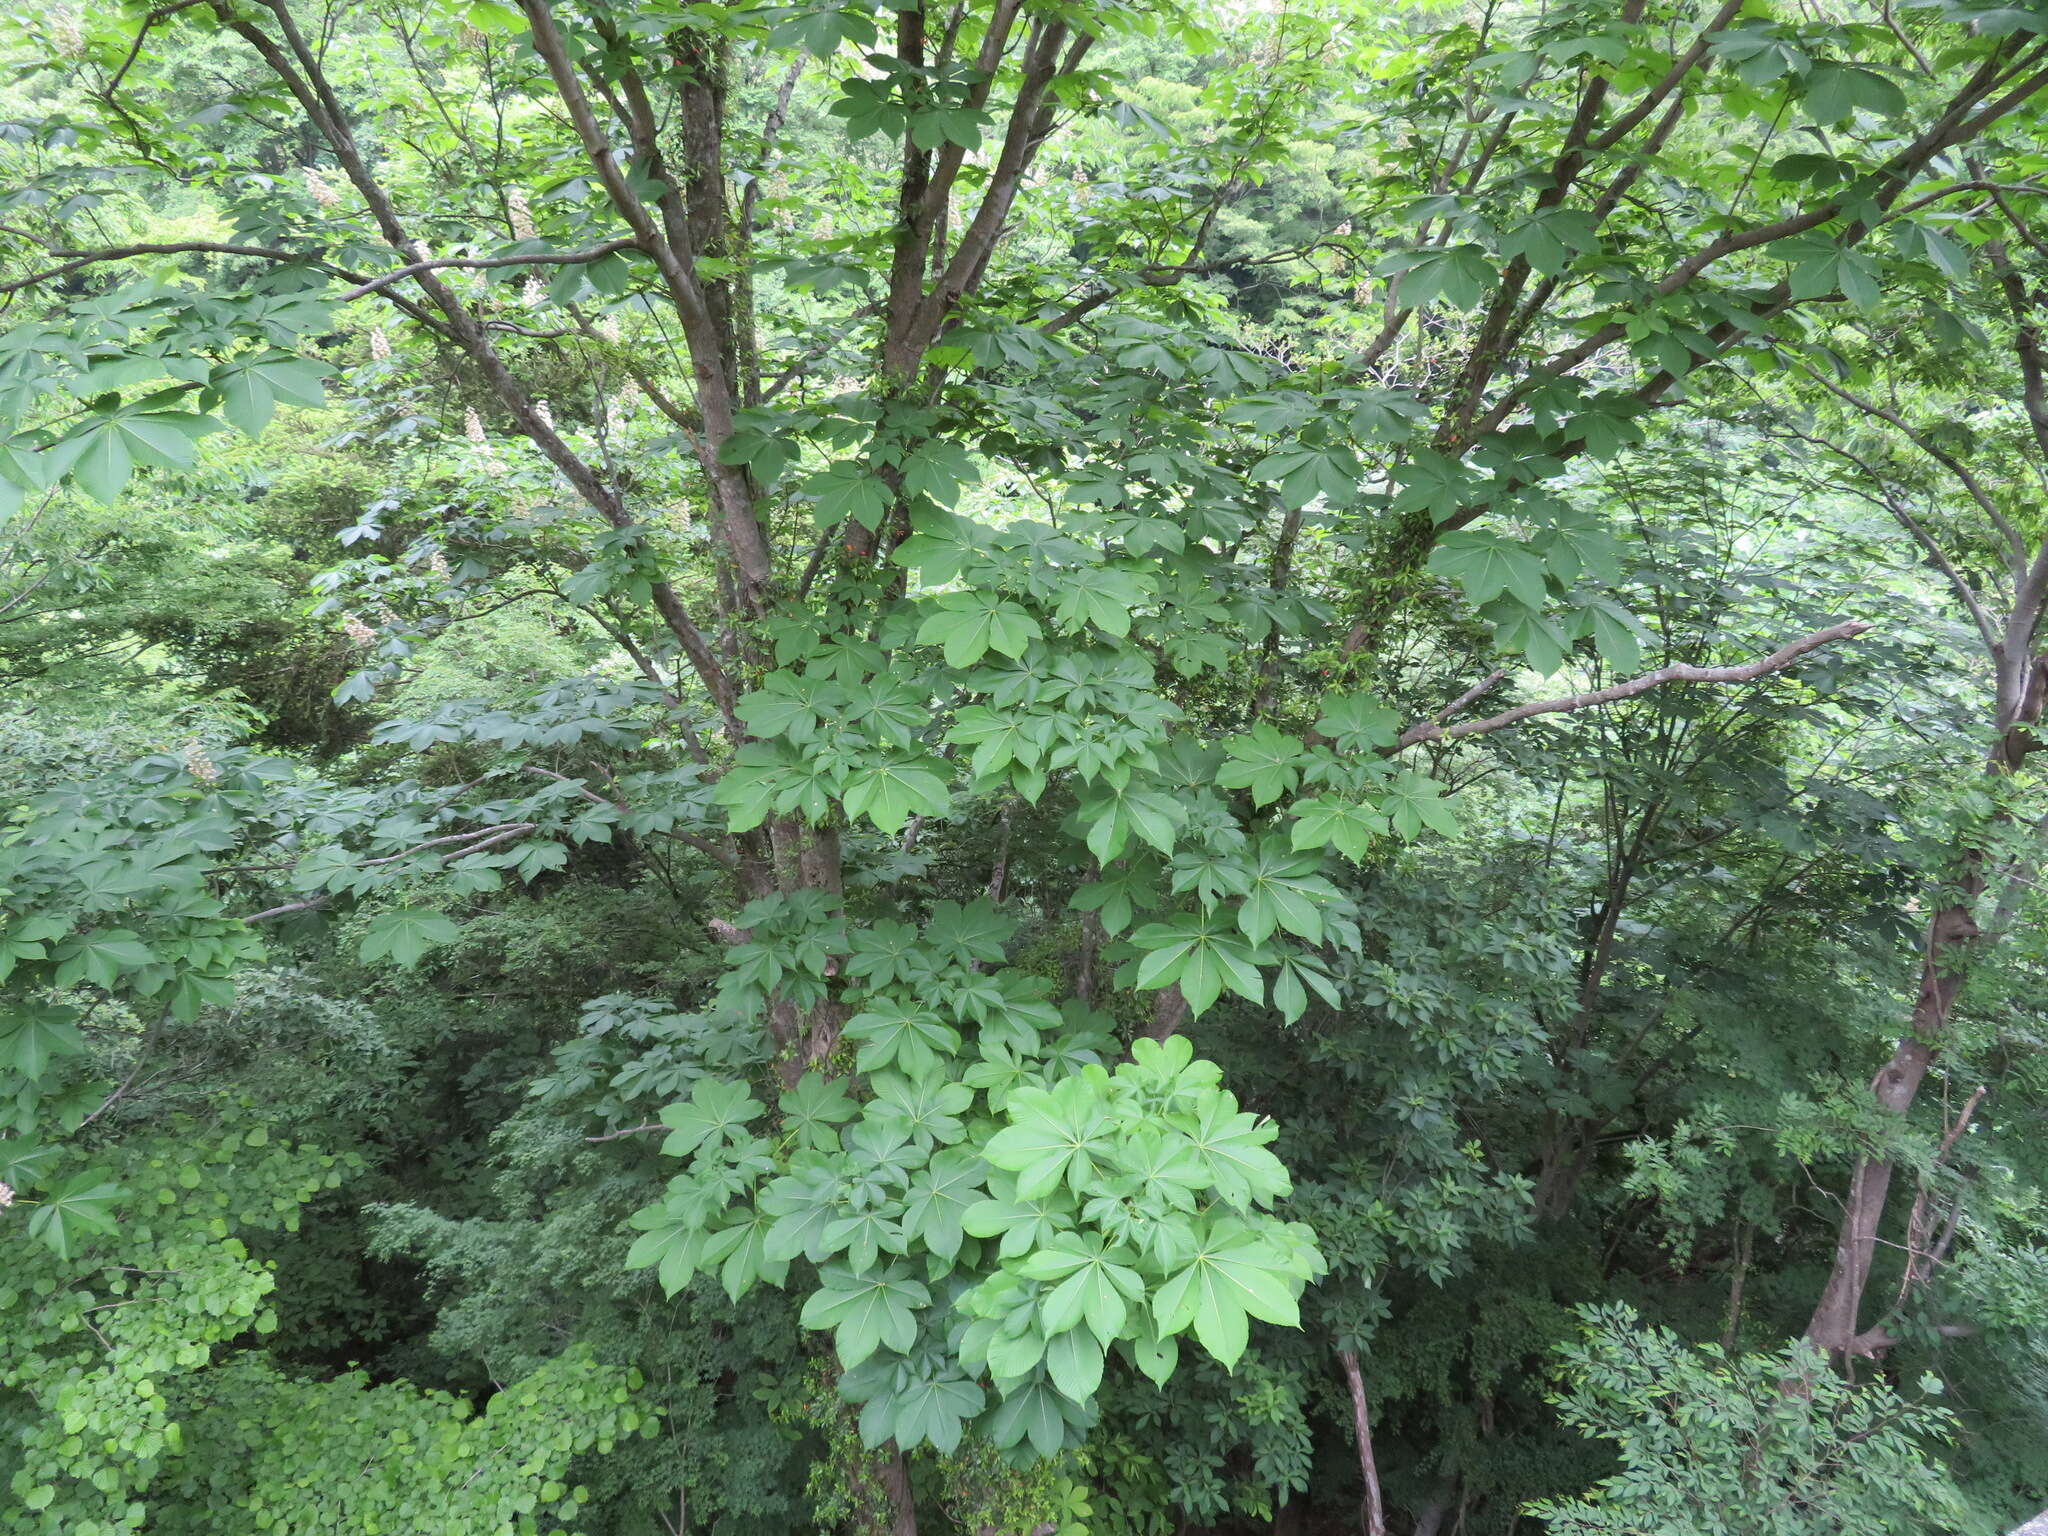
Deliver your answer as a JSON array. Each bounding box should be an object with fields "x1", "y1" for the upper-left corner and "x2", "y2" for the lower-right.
[
  {"x1": 334, "y1": 239, "x2": 639, "y2": 301},
  {"x1": 1394, "y1": 621, "x2": 1871, "y2": 750},
  {"x1": 239, "y1": 822, "x2": 539, "y2": 922},
  {"x1": 584, "y1": 1122, "x2": 664, "y2": 1143},
  {"x1": 0, "y1": 242, "x2": 316, "y2": 296}
]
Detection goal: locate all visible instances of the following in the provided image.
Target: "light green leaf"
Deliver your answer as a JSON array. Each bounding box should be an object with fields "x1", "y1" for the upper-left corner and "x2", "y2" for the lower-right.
[{"x1": 658, "y1": 1077, "x2": 764, "y2": 1158}]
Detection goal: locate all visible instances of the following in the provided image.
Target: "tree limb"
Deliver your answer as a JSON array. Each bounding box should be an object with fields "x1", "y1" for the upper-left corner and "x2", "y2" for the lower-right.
[
  {"x1": 334, "y1": 239, "x2": 640, "y2": 300},
  {"x1": 1394, "y1": 621, "x2": 1871, "y2": 750}
]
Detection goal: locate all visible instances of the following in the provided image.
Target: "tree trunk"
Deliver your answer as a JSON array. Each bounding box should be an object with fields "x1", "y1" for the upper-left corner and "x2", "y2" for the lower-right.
[
  {"x1": 1338, "y1": 1349, "x2": 1387, "y2": 1536},
  {"x1": 1802, "y1": 654, "x2": 2043, "y2": 1357},
  {"x1": 880, "y1": 1445, "x2": 918, "y2": 1536}
]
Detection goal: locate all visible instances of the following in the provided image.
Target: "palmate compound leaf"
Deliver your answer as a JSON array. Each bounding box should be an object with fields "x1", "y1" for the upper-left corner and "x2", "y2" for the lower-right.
[
  {"x1": 1172, "y1": 1091, "x2": 1292, "y2": 1207},
  {"x1": 699, "y1": 1207, "x2": 789, "y2": 1302},
  {"x1": 1215, "y1": 721, "x2": 1308, "y2": 807},
  {"x1": 842, "y1": 999, "x2": 961, "y2": 1076},
  {"x1": 840, "y1": 756, "x2": 953, "y2": 835},
  {"x1": 922, "y1": 897, "x2": 1015, "y2": 966},
  {"x1": 916, "y1": 590, "x2": 1042, "y2": 667},
  {"x1": 1, "y1": 1000, "x2": 87, "y2": 1082},
  {"x1": 960, "y1": 1169, "x2": 1077, "y2": 1260},
  {"x1": 806, "y1": 461, "x2": 894, "y2": 531},
  {"x1": 658, "y1": 1076, "x2": 764, "y2": 1158},
  {"x1": 981, "y1": 1071, "x2": 1114, "y2": 1199},
  {"x1": 1018, "y1": 1231, "x2": 1143, "y2": 1346},
  {"x1": 1313, "y1": 691, "x2": 1400, "y2": 752},
  {"x1": 26, "y1": 1170, "x2": 125, "y2": 1261},
  {"x1": 779, "y1": 1072, "x2": 860, "y2": 1148},
  {"x1": 626, "y1": 1203, "x2": 790, "y2": 1301},
  {"x1": 899, "y1": 1147, "x2": 986, "y2": 1261},
  {"x1": 799, "y1": 1261, "x2": 930, "y2": 1368},
  {"x1": 856, "y1": 1367, "x2": 986, "y2": 1454},
  {"x1": 1237, "y1": 842, "x2": 1342, "y2": 945},
  {"x1": 1151, "y1": 1217, "x2": 1304, "y2": 1370},
  {"x1": 981, "y1": 1374, "x2": 1097, "y2": 1458},
  {"x1": 1427, "y1": 529, "x2": 1549, "y2": 610},
  {"x1": 48, "y1": 928, "x2": 154, "y2": 989},
  {"x1": 1129, "y1": 913, "x2": 1265, "y2": 1015},
  {"x1": 624, "y1": 1209, "x2": 703, "y2": 1298},
  {"x1": 1050, "y1": 565, "x2": 1148, "y2": 637},
  {"x1": 760, "y1": 1150, "x2": 844, "y2": 1262},
  {"x1": 357, "y1": 907, "x2": 460, "y2": 967},
  {"x1": 59, "y1": 409, "x2": 214, "y2": 504},
  {"x1": 1380, "y1": 769, "x2": 1460, "y2": 839},
  {"x1": 1288, "y1": 794, "x2": 1388, "y2": 860},
  {"x1": 211, "y1": 350, "x2": 333, "y2": 435}
]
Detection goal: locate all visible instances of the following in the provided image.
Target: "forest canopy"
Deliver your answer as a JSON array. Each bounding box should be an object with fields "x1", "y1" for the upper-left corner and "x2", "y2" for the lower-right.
[{"x1": 5, "y1": 0, "x2": 2048, "y2": 1530}]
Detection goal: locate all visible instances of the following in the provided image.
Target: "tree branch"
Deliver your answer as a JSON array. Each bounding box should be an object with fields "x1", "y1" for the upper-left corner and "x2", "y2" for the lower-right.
[
  {"x1": 1394, "y1": 621, "x2": 1871, "y2": 750},
  {"x1": 333, "y1": 239, "x2": 640, "y2": 300},
  {"x1": 0, "y1": 241, "x2": 316, "y2": 296}
]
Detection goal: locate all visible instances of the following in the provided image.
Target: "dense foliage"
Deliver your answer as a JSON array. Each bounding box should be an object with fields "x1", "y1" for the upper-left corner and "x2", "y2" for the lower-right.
[{"x1": 7, "y1": 0, "x2": 2048, "y2": 1529}]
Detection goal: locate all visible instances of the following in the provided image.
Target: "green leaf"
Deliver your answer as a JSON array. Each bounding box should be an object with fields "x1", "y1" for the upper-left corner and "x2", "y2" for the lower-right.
[
  {"x1": 357, "y1": 908, "x2": 460, "y2": 967},
  {"x1": 760, "y1": 1152, "x2": 845, "y2": 1263},
  {"x1": 780, "y1": 1073, "x2": 859, "y2": 1148},
  {"x1": 1287, "y1": 795, "x2": 1387, "y2": 861},
  {"x1": 625, "y1": 1209, "x2": 708, "y2": 1297},
  {"x1": 1043, "y1": 1324, "x2": 1107, "y2": 1401},
  {"x1": 734, "y1": 671, "x2": 842, "y2": 743},
  {"x1": 983, "y1": 1377, "x2": 1088, "y2": 1456},
  {"x1": 799, "y1": 1262, "x2": 929, "y2": 1367},
  {"x1": 1130, "y1": 1332, "x2": 1180, "y2": 1386},
  {"x1": 60, "y1": 411, "x2": 213, "y2": 503},
  {"x1": 1173, "y1": 1091, "x2": 1292, "y2": 1207},
  {"x1": 807, "y1": 462, "x2": 894, "y2": 531},
  {"x1": 843, "y1": 1000, "x2": 961, "y2": 1076},
  {"x1": 1313, "y1": 693, "x2": 1399, "y2": 753},
  {"x1": 1129, "y1": 914, "x2": 1264, "y2": 1016},
  {"x1": 1383, "y1": 243, "x2": 1497, "y2": 309},
  {"x1": 1051, "y1": 567, "x2": 1147, "y2": 638},
  {"x1": 27, "y1": 1172, "x2": 125, "y2": 1260},
  {"x1": 1580, "y1": 596, "x2": 1649, "y2": 671},
  {"x1": 870, "y1": 1072, "x2": 973, "y2": 1148},
  {"x1": 708, "y1": 1208, "x2": 788, "y2": 1302},
  {"x1": 1216, "y1": 722, "x2": 1308, "y2": 808},
  {"x1": 1380, "y1": 770, "x2": 1459, "y2": 840},
  {"x1": 1247, "y1": 442, "x2": 1363, "y2": 510},
  {"x1": 50, "y1": 928, "x2": 154, "y2": 988},
  {"x1": 1804, "y1": 62, "x2": 1906, "y2": 123},
  {"x1": 0, "y1": 1001, "x2": 87, "y2": 1082},
  {"x1": 1238, "y1": 843, "x2": 1340, "y2": 946},
  {"x1": 1428, "y1": 531, "x2": 1549, "y2": 610},
  {"x1": 1152, "y1": 1219, "x2": 1303, "y2": 1369},
  {"x1": 900, "y1": 1148, "x2": 986, "y2": 1262},
  {"x1": 0, "y1": 914, "x2": 66, "y2": 984},
  {"x1": 983, "y1": 1074, "x2": 1114, "y2": 1199},
  {"x1": 962, "y1": 1172, "x2": 1076, "y2": 1260},
  {"x1": 859, "y1": 1371, "x2": 986, "y2": 1454},
  {"x1": 841, "y1": 758, "x2": 952, "y2": 834},
  {"x1": 213, "y1": 351, "x2": 333, "y2": 435},
  {"x1": 900, "y1": 438, "x2": 980, "y2": 505},
  {"x1": 659, "y1": 1077, "x2": 764, "y2": 1157},
  {"x1": 1023, "y1": 1233, "x2": 1143, "y2": 1346},
  {"x1": 916, "y1": 591, "x2": 1042, "y2": 667}
]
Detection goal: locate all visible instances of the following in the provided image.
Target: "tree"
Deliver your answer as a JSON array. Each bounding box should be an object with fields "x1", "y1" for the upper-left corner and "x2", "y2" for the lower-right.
[{"x1": 7, "y1": 0, "x2": 2048, "y2": 1528}]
